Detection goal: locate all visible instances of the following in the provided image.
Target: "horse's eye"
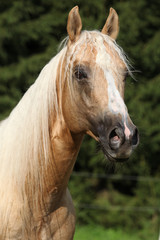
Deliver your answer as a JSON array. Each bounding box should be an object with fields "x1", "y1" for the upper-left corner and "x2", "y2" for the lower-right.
[{"x1": 74, "y1": 68, "x2": 88, "y2": 80}]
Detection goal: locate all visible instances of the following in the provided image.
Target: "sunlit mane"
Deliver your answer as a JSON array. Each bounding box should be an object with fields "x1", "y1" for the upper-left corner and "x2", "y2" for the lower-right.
[
  {"x1": 0, "y1": 29, "x2": 132, "y2": 235},
  {"x1": 0, "y1": 47, "x2": 67, "y2": 234}
]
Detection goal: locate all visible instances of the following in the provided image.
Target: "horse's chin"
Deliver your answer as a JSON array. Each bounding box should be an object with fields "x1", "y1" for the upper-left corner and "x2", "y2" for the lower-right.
[
  {"x1": 104, "y1": 152, "x2": 129, "y2": 163},
  {"x1": 99, "y1": 141, "x2": 130, "y2": 163}
]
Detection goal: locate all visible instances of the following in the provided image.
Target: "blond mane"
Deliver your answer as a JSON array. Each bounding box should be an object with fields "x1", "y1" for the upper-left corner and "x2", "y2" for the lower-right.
[{"x1": 0, "y1": 47, "x2": 67, "y2": 234}]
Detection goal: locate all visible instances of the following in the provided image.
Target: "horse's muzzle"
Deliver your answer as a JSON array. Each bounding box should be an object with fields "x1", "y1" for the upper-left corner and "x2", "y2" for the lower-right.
[
  {"x1": 105, "y1": 124, "x2": 139, "y2": 162},
  {"x1": 89, "y1": 116, "x2": 139, "y2": 162}
]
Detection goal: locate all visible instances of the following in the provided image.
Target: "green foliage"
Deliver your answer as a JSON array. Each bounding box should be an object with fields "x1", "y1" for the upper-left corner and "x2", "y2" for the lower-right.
[
  {"x1": 69, "y1": 174, "x2": 160, "y2": 238},
  {"x1": 74, "y1": 225, "x2": 148, "y2": 240},
  {"x1": 0, "y1": 0, "x2": 160, "y2": 237}
]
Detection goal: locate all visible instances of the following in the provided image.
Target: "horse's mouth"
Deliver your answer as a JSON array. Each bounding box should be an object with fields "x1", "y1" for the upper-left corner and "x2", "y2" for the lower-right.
[
  {"x1": 87, "y1": 130, "x2": 130, "y2": 163},
  {"x1": 99, "y1": 142, "x2": 129, "y2": 163}
]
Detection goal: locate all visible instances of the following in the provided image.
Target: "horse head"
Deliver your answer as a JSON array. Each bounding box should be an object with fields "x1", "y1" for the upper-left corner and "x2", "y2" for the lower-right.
[{"x1": 61, "y1": 6, "x2": 139, "y2": 162}]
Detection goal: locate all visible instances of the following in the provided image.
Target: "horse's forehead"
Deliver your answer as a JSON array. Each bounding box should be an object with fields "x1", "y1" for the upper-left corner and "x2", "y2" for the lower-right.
[
  {"x1": 96, "y1": 41, "x2": 126, "y2": 70},
  {"x1": 73, "y1": 38, "x2": 126, "y2": 70},
  {"x1": 73, "y1": 42, "x2": 98, "y2": 63}
]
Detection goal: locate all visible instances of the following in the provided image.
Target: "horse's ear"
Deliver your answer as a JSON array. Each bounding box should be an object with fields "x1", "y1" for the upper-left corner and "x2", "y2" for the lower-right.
[
  {"x1": 101, "y1": 8, "x2": 119, "y2": 40},
  {"x1": 67, "y1": 6, "x2": 82, "y2": 43}
]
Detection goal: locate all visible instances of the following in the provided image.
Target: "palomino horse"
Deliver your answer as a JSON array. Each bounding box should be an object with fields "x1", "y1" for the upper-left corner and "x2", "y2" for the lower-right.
[{"x1": 0, "y1": 6, "x2": 139, "y2": 240}]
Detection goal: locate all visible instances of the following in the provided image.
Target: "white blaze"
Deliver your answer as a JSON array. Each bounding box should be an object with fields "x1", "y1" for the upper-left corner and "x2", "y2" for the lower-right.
[
  {"x1": 104, "y1": 70, "x2": 126, "y2": 116},
  {"x1": 105, "y1": 71, "x2": 131, "y2": 139},
  {"x1": 96, "y1": 39, "x2": 131, "y2": 138}
]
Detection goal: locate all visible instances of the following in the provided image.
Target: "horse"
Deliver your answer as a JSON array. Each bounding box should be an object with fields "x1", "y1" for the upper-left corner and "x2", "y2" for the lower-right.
[{"x1": 0, "y1": 6, "x2": 139, "y2": 240}]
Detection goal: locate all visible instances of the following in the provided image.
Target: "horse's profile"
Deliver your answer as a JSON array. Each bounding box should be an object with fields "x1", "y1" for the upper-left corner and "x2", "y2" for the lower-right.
[{"x1": 0, "y1": 6, "x2": 139, "y2": 240}]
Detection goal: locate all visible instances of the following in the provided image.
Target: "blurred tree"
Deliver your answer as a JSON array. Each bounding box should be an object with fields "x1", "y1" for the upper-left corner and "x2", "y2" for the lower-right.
[{"x1": 114, "y1": 0, "x2": 160, "y2": 176}]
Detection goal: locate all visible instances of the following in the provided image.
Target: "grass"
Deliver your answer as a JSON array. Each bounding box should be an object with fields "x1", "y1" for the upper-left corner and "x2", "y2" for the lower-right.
[{"x1": 74, "y1": 225, "x2": 143, "y2": 240}]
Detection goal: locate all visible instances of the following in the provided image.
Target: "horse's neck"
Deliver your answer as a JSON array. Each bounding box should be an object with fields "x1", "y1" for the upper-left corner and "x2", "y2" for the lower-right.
[{"x1": 45, "y1": 117, "x2": 83, "y2": 203}]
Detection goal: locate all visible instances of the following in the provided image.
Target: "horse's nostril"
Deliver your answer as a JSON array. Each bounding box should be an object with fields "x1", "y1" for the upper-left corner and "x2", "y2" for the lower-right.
[
  {"x1": 132, "y1": 128, "x2": 139, "y2": 146},
  {"x1": 109, "y1": 129, "x2": 119, "y2": 140},
  {"x1": 109, "y1": 128, "x2": 124, "y2": 150}
]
